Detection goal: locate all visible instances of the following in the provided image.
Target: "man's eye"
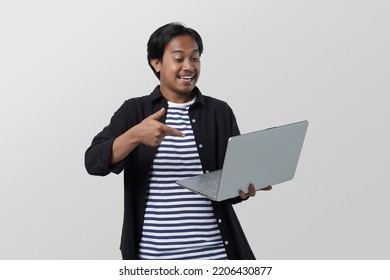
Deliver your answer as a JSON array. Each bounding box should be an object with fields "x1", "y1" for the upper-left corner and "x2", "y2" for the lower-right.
[
  {"x1": 174, "y1": 58, "x2": 184, "y2": 62},
  {"x1": 192, "y1": 57, "x2": 200, "y2": 62}
]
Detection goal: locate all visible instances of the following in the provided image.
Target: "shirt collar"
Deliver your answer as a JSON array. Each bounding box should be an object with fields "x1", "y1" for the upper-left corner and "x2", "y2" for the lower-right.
[{"x1": 146, "y1": 85, "x2": 207, "y2": 108}]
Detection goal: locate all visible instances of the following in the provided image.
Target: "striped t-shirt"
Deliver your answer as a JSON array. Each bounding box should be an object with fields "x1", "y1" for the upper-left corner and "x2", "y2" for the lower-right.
[{"x1": 137, "y1": 98, "x2": 228, "y2": 260}]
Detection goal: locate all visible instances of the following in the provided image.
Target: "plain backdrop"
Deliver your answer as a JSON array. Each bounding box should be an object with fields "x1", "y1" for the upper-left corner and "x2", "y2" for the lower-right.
[{"x1": 0, "y1": 0, "x2": 389, "y2": 260}]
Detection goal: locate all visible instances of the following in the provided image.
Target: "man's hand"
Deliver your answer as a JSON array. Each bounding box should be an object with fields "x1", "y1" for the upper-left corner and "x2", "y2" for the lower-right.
[
  {"x1": 135, "y1": 108, "x2": 184, "y2": 147},
  {"x1": 239, "y1": 184, "x2": 272, "y2": 200},
  {"x1": 110, "y1": 108, "x2": 184, "y2": 165}
]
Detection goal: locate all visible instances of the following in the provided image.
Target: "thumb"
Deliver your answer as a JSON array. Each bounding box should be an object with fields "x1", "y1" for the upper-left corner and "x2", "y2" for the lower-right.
[{"x1": 148, "y1": 108, "x2": 165, "y2": 120}]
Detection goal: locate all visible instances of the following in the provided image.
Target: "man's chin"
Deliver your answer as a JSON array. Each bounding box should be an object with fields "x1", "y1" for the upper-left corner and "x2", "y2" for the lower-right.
[{"x1": 176, "y1": 85, "x2": 196, "y2": 95}]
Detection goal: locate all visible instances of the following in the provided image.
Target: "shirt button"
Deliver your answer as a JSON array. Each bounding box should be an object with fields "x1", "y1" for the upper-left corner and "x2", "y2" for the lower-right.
[
  {"x1": 224, "y1": 241, "x2": 229, "y2": 245},
  {"x1": 199, "y1": 144, "x2": 203, "y2": 148},
  {"x1": 192, "y1": 119, "x2": 196, "y2": 123},
  {"x1": 205, "y1": 170, "x2": 210, "y2": 173},
  {"x1": 218, "y1": 219, "x2": 222, "y2": 223}
]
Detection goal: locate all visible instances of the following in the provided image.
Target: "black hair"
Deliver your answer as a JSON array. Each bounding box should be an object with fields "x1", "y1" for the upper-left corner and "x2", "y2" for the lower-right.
[{"x1": 147, "y1": 22, "x2": 204, "y2": 79}]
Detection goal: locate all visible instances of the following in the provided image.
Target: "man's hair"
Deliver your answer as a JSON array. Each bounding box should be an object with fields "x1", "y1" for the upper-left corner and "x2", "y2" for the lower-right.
[{"x1": 147, "y1": 22, "x2": 204, "y2": 79}]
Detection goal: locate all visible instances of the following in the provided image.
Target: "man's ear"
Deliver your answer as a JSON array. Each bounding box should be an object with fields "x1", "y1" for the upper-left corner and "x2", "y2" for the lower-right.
[{"x1": 150, "y1": 59, "x2": 161, "y2": 73}]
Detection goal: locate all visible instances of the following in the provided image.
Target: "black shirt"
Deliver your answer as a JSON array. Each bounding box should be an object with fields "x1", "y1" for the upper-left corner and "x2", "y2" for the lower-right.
[{"x1": 85, "y1": 86, "x2": 255, "y2": 260}]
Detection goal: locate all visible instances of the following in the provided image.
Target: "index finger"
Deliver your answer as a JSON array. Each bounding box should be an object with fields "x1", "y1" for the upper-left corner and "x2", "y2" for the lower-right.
[{"x1": 162, "y1": 124, "x2": 185, "y2": 138}]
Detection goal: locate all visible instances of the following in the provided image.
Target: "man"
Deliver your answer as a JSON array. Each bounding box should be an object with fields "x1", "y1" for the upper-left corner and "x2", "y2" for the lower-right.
[{"x1": 85, "y1": 22, "x2": 271, "y2": 260}]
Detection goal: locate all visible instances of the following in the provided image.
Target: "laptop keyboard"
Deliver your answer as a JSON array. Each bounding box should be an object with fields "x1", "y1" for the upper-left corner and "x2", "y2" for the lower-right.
[{"x1": 196, "y1": 179, "x2": 220, "y2": 198}]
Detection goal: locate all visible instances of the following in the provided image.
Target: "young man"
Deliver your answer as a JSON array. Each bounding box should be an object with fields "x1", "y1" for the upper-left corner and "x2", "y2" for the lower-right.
[{"x1": 85, "y1": 22, "x2": 270, "y2": 260}]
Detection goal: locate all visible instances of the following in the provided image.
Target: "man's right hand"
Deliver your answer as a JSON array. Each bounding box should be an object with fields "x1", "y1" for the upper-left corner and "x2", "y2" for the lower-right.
[
  {"x1": 110, "y1": 108, "x2": 184, "y2": 165},
  {"x1": 135, "y1": 108, "x2": 184, "y2": 147}
]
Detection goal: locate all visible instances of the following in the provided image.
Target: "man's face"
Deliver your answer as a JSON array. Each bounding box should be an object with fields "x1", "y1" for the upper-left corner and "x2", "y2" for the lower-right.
[{"x1": 151, "y1": 35, "x2": 201, "y2": 102}]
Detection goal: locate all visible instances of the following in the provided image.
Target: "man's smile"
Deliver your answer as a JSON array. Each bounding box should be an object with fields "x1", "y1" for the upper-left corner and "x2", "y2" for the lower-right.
[{"x1": 177, "y1": 74, "x2": 195, "y2": 81}]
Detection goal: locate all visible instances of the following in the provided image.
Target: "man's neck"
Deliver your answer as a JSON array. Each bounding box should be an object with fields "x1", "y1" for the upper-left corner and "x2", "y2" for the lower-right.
[{"x1": 160, "y1": 87, "x2": 195, "y2": 103}]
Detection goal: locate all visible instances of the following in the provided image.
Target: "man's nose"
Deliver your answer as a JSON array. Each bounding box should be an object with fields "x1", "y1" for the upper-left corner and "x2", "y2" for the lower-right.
[{"x1": 182, "y1": 58, "x2": 194, "y2": 71}]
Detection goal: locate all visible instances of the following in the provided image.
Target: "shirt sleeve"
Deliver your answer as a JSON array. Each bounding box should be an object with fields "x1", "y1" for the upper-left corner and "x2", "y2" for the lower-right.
[{"x1": 84, "y1": 101, "x2": 132, "y2": 176}]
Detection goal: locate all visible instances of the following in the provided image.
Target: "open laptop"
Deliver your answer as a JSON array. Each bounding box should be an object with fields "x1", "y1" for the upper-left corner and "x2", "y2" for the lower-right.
[{"x1": 176, "y1": 120, "x2": 309, "y2": 201}]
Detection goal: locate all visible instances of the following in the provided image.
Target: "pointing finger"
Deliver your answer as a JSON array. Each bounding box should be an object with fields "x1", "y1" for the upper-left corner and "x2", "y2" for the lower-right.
[{"x1": 163, "y1": 125, "x2": 185, "y2": 138}]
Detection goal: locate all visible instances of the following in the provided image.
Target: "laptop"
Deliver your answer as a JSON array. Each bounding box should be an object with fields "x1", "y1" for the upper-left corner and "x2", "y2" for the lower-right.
[{"x1": 176, "y1": 120, "x2": 309, "y2": 201}]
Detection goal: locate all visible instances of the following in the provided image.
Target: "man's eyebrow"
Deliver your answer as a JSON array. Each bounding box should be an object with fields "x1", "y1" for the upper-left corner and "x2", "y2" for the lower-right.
[{"x1": 171, "y1": 49, "x2": 200, "y2": 54}]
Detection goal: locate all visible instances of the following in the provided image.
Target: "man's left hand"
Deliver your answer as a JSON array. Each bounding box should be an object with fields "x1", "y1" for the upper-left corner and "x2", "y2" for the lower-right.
[{"x1": 239, "y1": 184, "x2": 272, "y2": 200}]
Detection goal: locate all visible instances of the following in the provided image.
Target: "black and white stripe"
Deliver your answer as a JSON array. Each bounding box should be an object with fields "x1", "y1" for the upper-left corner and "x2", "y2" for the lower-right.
[{"x1": 137, "y1": 99, "x2": 227, "y2": 260}]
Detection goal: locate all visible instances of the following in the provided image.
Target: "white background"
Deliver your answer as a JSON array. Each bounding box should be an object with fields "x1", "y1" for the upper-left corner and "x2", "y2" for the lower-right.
[{"x1": 0, "y1": 0, "x2": 389, "y2": 259}]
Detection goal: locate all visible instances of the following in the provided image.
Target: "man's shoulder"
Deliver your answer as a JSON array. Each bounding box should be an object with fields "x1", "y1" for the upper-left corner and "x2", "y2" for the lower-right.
[
  {"x1": 121, "y1": 90, "x2": 159, "y2": 108},
  {"x1": 202, "y1": 95, "x2": 233, "y2": 111},
  {"x1": 122, "y1": 94, "x2": 150, "y2": 105},
  {"x1": 110, "y1": 93, "x2": 156, "y2": 120}
]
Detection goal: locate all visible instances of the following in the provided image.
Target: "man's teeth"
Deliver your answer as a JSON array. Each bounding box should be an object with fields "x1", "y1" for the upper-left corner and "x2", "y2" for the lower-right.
[{"x1": 179, "y1": 76, "x2": 194, "y2": 80}]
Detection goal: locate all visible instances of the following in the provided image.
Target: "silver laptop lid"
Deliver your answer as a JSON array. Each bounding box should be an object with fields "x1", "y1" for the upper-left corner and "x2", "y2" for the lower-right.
[{"x1": 216, "y1": 120, "x2": 308, "y2": 201}]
